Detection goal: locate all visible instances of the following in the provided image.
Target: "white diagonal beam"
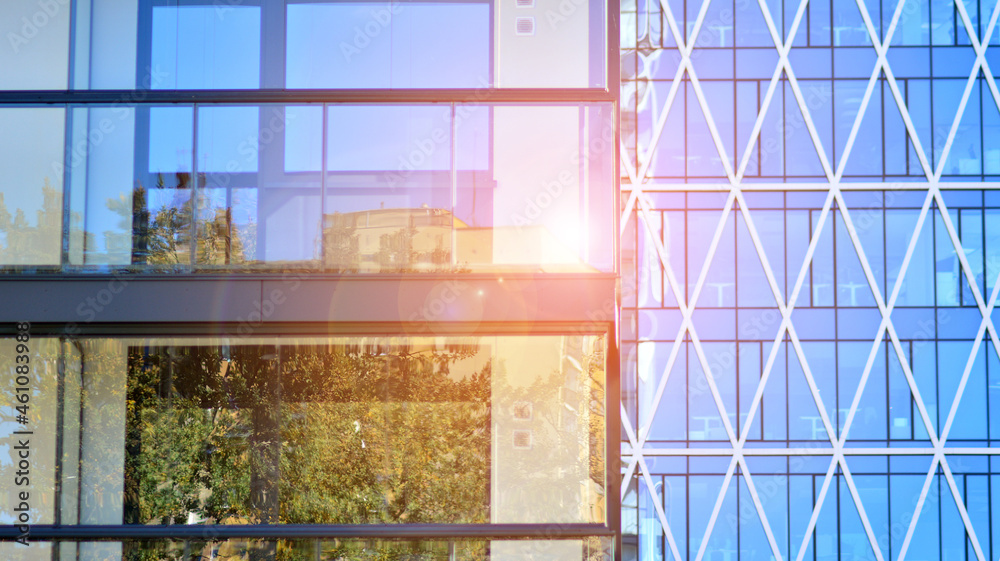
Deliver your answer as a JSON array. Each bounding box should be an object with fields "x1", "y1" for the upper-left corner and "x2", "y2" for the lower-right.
[
  {"x1": 938, "y1": 456, "x2": 987, "y2": 561},
  {"x1": 934, "y1": 0, "x2": 1000, "y2": 180},
  {"x1": 634, "y1": 190, "x2": 740, "y2": 447},
  {"x1": 693, "y1": 456, "x2": 738, "y2": 561},
  {"x1": 737, "y1": 456, "x2": 786, "y2": 561},
  {"x1": 636, "y1": 453, "x2": 685, "y2": 561},
  {"x1": 792, "y1": 456, "x2": 838, "y2": 561},
  {"x1": 896, "y1": 455, "x2": 941, "y2": 561},
  {"x1": 756, "y1": 0, "x2": 834, "y2": 181},
  {"x1": 737, "y1": 190, "x2": 837, "y2": 445},
  {"x1": 735, "y1": 0, "x2": 812, "y2": 182},
  {"x1": 838, "y1": 457, "x2": 886, "y2": 561},
  {"x1": 834, "y1": 0, "x2": 910, "y2": 180},
  {"x1": 935, "y1": 0, "x2": 1000, "y2": 181},
  {"x1": 838, "y1": 188, "x2": 936, "y2": 443},
  {"x1": 931, "y1": 189, "x2": 1000, "y2": 365},
  {"x1": 854, "y1": 0, "x2": 935, "y2": 180}
]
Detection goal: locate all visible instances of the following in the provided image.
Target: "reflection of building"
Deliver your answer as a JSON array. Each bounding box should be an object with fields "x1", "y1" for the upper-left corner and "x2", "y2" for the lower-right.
[
  {"x1": 0, "y1": 1, "x2": 617, "y2": 561},
  {"x1": 322, "y1": 207, "x2": 599, "y2": 273},
  {"x1": 322, "y1": 207, "x2": 464, "y2": 272}
]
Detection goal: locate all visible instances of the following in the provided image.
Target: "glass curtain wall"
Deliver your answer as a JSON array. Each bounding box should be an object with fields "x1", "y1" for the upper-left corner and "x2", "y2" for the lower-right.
[
  {"x1": 0, "y1": 334, "x2": 608, "y2": 560},
  {"x1": 621, "y1": 1, "x2": 1000, "y2": 561},
  {"x1": 0, "y1": 0, "x2": 619, "y2": 560}
]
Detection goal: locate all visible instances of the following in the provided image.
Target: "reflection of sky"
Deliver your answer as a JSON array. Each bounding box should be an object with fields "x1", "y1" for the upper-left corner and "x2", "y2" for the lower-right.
[
  {"x1": 152, "y1": 6, "x2": 261, "y2": 89},
  {"x1": 327, "y1": 105, "x2": 452, "y2": 171},
  {"x1": 149, "y1": 107, "x2": 193, "y2": 173},
  {"x1": 199, "y1": 107, "x2": 260, "y2": 173},
  {"x1": 0, "y1": 109, "x2": 64, "y2": 228},
  {"x1": 286, "y1": 3, "x2": 490, "y2": 88}
]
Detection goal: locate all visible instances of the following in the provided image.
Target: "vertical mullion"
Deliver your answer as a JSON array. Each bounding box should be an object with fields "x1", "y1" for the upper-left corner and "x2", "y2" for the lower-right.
[
  {"x1": 190, "y1": 105, "x2": 199, "y2": 268},
  {"x1": 452, "y1": 103, "x2": 459, "y2": 267},
  {"x1": 321, "y1": 103, "x2": 328, "y2": 270}
]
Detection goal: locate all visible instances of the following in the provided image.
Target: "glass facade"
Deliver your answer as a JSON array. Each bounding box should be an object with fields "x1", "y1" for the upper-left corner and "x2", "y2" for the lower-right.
[
  {"x1": 1, "y1": 102, "x2": 613, "y2": 273},
  {"x1": 0, "y1": 1, "x2": 618, "y2": 560},
  {"x1": 620, "y1": 1, "x2": 1000, "y2": 561},
  {"x1": 0, "y1": 335, "x2": 608, "y2": 558}
]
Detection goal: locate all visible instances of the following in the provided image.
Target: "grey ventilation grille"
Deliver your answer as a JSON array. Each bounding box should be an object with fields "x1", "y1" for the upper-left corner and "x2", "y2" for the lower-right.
[
  {"x1": 515, "y1": 17, "x2": 535, "y2": 36},
  {"x1": 515, "y1": 0, "x2": 535, "y2": 7}
]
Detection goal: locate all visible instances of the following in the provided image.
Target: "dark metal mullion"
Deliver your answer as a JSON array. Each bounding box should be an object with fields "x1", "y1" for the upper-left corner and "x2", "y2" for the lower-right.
[
  {"x1": 52, "y1": 341, "x2": 66, "y2": 532},
  {"x1": 74, "y1": 340, "x2": 86, "y2": 530},
  {"x1": 988, "y1": 468, "x2": 994, "y2": 561},
  {"x1": 660, "y1": 475, "x2": 666, "y2": 561},
  {"x1": 190, "y1": 105, "x2": 199, "y2": 268},
  {"x1": 758, "y1": 340, "x2": 764, "y2": 440},
  {"x1": 887, "y1": 455, "x2": 893, "y2": 560},
  {"x1": 606, "y1": 321, "x2": 623, "y2": 561},
  {"x1": 60, "y1": 107, "x2": 74, "y2": 271},
  {"x1": 320, "y1": 104, "x2": 328, "y2": 270},
  {"x1": 884, "y1": 191, "x2": 890, "y2": 443},
  {"x1": 881, "y1": 70, "x2": 887, "y2": 181},
  {"x1": 909, "y1": 341, "x2": 915, "y2": 441},
  {"x1": 0, "y1": 524, "x2": 616, "y2": 541},
  {"x1": 0, "y1": 89, "x2": 615, "y2": 105},
  {"x1": 833, "y1": 209, "x2": 839, "y2": 437},
  {"x1": 757, "y1": 80, "x2": 762, "y2": 177},
  {"x1": 8, "y1": 320, "x2": 616, "y2": 340},
  {"x1": 60, "y1": 0, "x2": 82, "y2": 272},
  {"x1": 933, "y1": 206, "x2": 942, "y2": 434},
  {"x1": 835, "y1": 468, "x2": 841, "y2": 561},
  {"x1": 812, "y1": 473, "x2": 818, "y2": 561},
  {"x1": 904, "y1": 79, "x2": 911, "y2": 175},
  {"x1": 979, "y1": 74, "x2": 986, "y2": 181}
]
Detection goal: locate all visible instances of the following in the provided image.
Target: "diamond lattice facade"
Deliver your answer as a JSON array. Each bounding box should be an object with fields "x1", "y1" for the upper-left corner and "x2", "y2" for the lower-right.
[{"x1": 620, "y1": 1, "x2": 1000, "y2": 560}]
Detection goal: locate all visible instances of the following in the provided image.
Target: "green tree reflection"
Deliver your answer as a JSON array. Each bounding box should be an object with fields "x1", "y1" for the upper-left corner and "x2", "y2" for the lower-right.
[{"x1": 124, "y1": 344, "x2": 491, "y2": 529}]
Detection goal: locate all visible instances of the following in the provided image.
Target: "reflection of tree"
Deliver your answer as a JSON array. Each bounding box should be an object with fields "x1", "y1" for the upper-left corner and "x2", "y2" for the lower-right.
[
  {"x1": 0, "y1": 179, "x2": 64, "y2": 265},
  {"x1": 123, "y1": 343, "x2": 491, "y2": 561},
  {"x1": 322, "y1": 212, "x2": 360, "y2": 273},
  {"x1": 324, "y1": 209, "x2": 466, "y2": 273},
  {"x1": 106, "y1": 176, "x2": 256, "y2": 267},
  {"x1": 375, "y1": 226, "x2": 419, "y2": 270},
  {"x1": 492, "y1": 337, "x2": 606, "y2": 525}
]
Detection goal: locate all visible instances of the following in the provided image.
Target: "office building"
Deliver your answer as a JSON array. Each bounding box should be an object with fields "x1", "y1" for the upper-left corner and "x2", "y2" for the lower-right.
[
  {"x1": 0, "y1": 1, "x2": 618, "y2": 560},
  {"x1": 620, "y1": 1, "x2": 1000, "y2": 560}
]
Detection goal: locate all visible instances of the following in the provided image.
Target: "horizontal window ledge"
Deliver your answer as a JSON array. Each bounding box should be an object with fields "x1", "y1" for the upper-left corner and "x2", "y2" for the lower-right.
[
  {"x1": 0, "y1": 276, "x2": 617, "y2": 325},
  {"x1": 0, "y1": 524, "x2": 615, "y2": 541},
  {"x1": 0, "y1": 89, "x2": 616, "y2": 105}
]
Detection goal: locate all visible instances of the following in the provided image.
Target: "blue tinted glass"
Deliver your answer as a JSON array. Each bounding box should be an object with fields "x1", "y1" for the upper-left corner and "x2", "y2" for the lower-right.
[
  {"x1": 151, "y1": 5, "x2": 261, "y2": 89},
  {"x1": 286, "y1": 2, "x2": 490, "y2": 89}
]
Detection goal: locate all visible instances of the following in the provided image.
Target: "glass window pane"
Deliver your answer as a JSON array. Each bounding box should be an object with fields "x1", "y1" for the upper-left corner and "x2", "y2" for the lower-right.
[
  {"x1": 3, "y1": 334, "x2": 607, "y2": 526},
  {"x1": 11, "y1": 537, "x2": 614, "y2": 561},
  {"x1": 322, "y1": 103, "x2": 613, "y2": 273},
  {"x1": 286, "y1": 2, "x2": 490, "y2": 89},
  {"x1": 83, "y1": 0, "x2": 139, "y2": 89},
  {"x1": 0, "y1": 2, "x2": 70, "y2": 90},
  {"x1": 0, "y1": 108, "x2": 65, "y2": 266},
  {"x1": 68, "y1": 106, "x2": 139, "y2": 266},
  {"x1": 60, "y1": 102, "x2": 612, "y2": 273},
  {"x1": 151, "y1": 5, "x2": 261, "y2": 89}
]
